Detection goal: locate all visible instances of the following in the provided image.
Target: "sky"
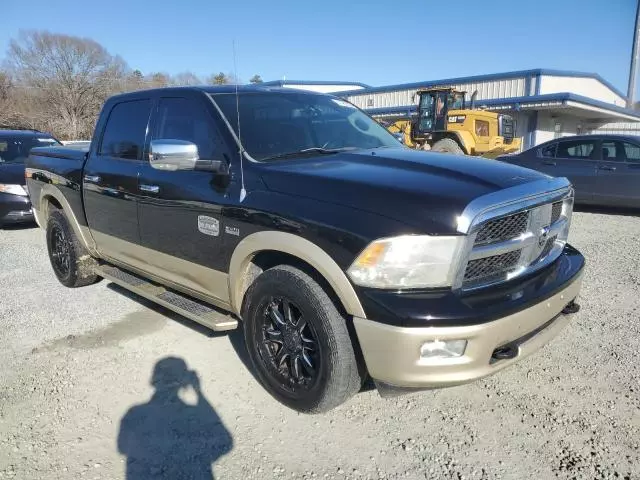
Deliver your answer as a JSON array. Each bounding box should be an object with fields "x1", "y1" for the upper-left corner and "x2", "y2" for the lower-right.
[{"x1": 1, "y1": 0, "x2": 637, "y2": 93}]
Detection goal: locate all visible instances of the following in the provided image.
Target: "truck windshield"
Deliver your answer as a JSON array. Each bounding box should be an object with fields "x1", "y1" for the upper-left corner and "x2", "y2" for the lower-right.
[
  {"x1": 0, "y1": 135, "x2": 60, "y2": 164},
  {"x1": 211, "y1": 92, "x2": 400, "y2": 161}
]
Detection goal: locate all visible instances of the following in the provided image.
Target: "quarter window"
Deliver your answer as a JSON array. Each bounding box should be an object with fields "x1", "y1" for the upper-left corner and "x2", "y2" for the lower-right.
[
  {"x1": 599, "y1": 141, "x2": 640, "y2": 163},
  {"x1": 99, "y1": 99, "x2": 151, "y2": 160},
  {"x1": 556, "y1": 140, "x2": 596, "y2": 160},
  {"x1": 153, "y1": 97, "x2": 219, "y2": 159}
]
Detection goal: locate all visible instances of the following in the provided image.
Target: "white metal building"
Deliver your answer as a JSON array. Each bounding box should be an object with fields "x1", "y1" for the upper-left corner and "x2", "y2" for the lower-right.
[
  {"x1": 261, "y1": 79, "x2": 370, "y2": 94},
  {"x1": 269, "y1": 70, "x2": 640, "y2": 150}
]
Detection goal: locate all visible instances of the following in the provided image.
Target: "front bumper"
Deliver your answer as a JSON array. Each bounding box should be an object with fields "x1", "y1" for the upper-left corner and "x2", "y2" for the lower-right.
[
  {"x1": 353, "y1": 251, "x2": 584, "y2": 389},
  {"x1": 0, "y1": 192, "x2": 33, "y2": 225}
]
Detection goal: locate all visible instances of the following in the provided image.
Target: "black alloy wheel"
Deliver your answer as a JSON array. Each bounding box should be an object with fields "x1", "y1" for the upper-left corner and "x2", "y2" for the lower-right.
[
  {"x1": 49, "y1": 223, "x2": 71, "y2": 279},
  {"x1": 46, "y1": 209, "x2": 99, "y2": 288},
  {"x1": 243, "y1": 265, "x2": 364, "y2": 413},
  {"x1": 259, "y1": 296, "x2": 320, "y2": 390}
]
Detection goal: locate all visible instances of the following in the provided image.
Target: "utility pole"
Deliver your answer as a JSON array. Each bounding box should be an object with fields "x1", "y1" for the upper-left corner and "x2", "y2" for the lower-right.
[{"x1": 627, "y1": 0, "x2": 640, "y2": 108}]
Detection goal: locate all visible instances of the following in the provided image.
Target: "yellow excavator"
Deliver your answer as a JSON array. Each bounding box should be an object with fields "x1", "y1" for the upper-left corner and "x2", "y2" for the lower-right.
[{"x1": 381, "y1": 87, "x2": 521, "y2": 157}]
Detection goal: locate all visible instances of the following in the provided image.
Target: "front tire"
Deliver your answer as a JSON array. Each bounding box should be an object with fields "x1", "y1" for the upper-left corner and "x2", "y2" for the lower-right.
[
  {"x1": 431, "y1": 137, "x2": 465, "y2": 155},
  {"x1": 46, "y1": 210, "x2": 99, "y2": 288},
  {"x1": 242, "y1": 265, "x2": 363, "y2": 413}
]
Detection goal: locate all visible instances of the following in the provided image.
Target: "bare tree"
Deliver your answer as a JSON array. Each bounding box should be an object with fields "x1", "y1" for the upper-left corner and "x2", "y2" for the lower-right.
[
  {"x1": 0, "y1": 70, "x2": 44, "y2": 130},
  {"x1": 5, "y1": 30, "x2": 128, "y2": 139},
  {"x1": 171, "y1": 72, "x2": 202, "y2": 86},
  {"x1": 147, "y1": 72, "x2": 170, "y2": 88},
  {"x1": 0, "y1": 71, "x2": 11, "y2": 101},
  {"x1": 1, "y1": 30, "x2": 251, "y2": 138}
]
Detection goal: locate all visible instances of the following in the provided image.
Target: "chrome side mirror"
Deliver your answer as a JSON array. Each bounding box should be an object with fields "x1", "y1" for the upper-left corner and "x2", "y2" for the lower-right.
[
  {"x1": 149, "y1": 139, "x2": 228, "y2": 174},
  {"x1": 150, "y1": 139, "x2": 198, "y2": 171}
]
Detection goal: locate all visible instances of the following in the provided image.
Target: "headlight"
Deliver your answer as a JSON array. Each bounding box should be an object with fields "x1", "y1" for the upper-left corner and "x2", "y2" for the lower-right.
[
  {"x1": 347, "y1": 235, "x2": 466, "y2": 289},
  {"x1": 0, "y1": 184, "x2": 28, "y2": 196}
]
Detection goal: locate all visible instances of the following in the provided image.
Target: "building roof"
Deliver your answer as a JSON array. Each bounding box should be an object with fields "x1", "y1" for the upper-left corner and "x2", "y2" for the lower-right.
[
  {"x1": 364, "y1": 92, "x2": 640, "y2": 122},
  {"x1": 261, "y1": 79, "x2": 371, "y2": 88},
  {"x1": 333, "y1": 68, "x2": 627, "y2": 100}
]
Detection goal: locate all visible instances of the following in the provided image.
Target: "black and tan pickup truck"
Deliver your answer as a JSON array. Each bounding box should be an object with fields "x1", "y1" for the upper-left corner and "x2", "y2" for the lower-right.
[{"x1": 26, "y1": 86, "x2": 584, "y2": 413}]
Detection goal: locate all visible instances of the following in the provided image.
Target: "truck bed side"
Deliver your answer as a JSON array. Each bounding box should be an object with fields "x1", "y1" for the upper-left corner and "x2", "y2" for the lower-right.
[{"x1": 26, "y1": 146, "x2": 90, "y2": 237}]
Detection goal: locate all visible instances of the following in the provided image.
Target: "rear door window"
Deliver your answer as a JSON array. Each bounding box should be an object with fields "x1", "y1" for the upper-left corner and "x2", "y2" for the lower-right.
[
  {"x1": 99, "y1": 99, "x2": 151, "y2": 160},
  {"x1": 601, "y1": 141, "x2": 618, "y2": 161},
  {"x1": 556, "y1": 139, "x2": 597, "y2": 160},
  {"x1": 539, "y1": 143, "x2": 557, "y2": 158}
]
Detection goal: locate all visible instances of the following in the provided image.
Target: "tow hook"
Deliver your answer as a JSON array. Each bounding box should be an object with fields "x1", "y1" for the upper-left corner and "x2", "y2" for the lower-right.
[
  {"x1": 491, "y1": 345, "x2": 518, "y2": 361},
  {"x1": 562, "y1": 300, "x2": 580, "y2": 315}
]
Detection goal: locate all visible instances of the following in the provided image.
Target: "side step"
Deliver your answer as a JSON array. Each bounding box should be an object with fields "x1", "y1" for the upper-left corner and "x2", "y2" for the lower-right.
[{"x1": 95, "y1": 264, "x2": 238, "y2": 332}]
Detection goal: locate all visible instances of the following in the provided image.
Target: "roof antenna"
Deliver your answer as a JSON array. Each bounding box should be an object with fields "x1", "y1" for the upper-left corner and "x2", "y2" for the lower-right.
[{"x1": 233, "y1": 40, "x2": 247, "y2": 202}]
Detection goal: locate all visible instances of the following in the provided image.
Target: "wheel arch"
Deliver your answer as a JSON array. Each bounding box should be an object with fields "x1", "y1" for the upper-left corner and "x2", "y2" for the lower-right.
[
  {"x1": 228, "y1": 231, "x2": 366, "y2": 319},
  {"x1": 36, "y1": 184, "x2": 97, "y2": 254}
]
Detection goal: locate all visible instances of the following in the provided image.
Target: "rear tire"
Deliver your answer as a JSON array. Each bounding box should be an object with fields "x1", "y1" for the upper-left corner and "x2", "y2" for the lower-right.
[
  {"x1": 431, "y1": 137, "x2": 465, "y2": 155},
  {"x1": 242, "y1": 265, "x2": 363, "y2": 413},
  {"x1": 46, "y1": 210, "x2": 99, "y2": 288}
]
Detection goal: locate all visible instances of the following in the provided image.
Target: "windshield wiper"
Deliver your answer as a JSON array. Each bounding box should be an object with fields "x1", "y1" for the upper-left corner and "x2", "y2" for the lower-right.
[{"x1": 261, "y1": 147, "x2": 355, "y2": 162}]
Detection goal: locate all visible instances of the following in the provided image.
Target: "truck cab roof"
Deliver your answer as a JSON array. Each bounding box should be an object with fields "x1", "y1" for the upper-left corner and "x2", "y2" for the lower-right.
[{"x1": 106, "y1": 84, "x2": 324, "y2": 103}]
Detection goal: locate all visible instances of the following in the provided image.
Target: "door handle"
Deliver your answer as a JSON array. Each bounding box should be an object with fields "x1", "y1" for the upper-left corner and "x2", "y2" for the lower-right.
[
  {"x1": 139, "y1": 184, "x2": 160, "y2": 194},
  {"x1": 84, "y1": 174, "x2": 101, "y2": 183},
  {"x1": 598, "y1": 165, "x2": 616, "y2": 171},
  {"x1": 542, "y1": 160, "x2": 556, "y2": 166}
]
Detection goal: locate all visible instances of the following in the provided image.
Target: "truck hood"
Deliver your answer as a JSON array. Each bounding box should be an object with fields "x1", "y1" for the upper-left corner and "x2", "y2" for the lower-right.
[
  {"x1": 259, "y1": 148, "x2": 547, "y2": 234},
  {"x1": 0, "y1": 162, "x2": 27, "y2": 185}
]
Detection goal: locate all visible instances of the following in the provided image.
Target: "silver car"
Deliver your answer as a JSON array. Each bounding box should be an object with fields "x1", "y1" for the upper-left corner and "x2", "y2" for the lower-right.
[{"x1": 497, "y1": 135, "x2": 640, "y2": 208}]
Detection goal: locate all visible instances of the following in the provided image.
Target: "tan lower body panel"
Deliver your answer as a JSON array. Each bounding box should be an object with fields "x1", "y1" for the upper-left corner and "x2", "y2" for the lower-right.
[
  {"x1": 353, "y1": 270, "x2": 583, "y2": 388},
  {"x1": 92, "y1": 231, "x2": 231, "y2": 307}
]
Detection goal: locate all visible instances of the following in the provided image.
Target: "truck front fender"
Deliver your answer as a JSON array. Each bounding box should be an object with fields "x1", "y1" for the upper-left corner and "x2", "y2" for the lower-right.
[{"x1": 228, "y1": 231, "x2": 366, "y2": 319}]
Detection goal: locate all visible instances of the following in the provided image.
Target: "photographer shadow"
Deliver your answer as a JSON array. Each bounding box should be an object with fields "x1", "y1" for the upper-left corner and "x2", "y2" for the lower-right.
[{"x1": 118, "y1": 357, "x2": 233, "y2": 479}]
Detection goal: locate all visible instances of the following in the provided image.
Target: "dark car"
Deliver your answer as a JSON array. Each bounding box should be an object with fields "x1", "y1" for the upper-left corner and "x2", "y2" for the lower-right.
[
  {"x1": 497, "y1": 135, "x2": 640, "y2": 208},
  {"x1": 0, "y1": 128, "x2": 60, "y2": 225}
]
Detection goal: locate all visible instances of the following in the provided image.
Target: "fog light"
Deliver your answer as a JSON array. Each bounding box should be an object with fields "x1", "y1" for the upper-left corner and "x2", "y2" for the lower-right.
[{"x1": 420, "y1": 339, "x2": 467, "y2": 359}]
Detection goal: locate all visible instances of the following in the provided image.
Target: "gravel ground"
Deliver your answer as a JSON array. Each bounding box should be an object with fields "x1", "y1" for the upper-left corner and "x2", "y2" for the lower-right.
[{"x1": 0, "y1": 210, "x2": 639, "y2": 480}]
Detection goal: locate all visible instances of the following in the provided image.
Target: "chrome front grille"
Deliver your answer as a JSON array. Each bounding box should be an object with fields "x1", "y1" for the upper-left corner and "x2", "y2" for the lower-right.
[
  {"x1": 551, "y1": 201, "x2": 563, "y2": 224},
  {"x1": 475, "y1": 211, "x2": 529, "y2": 245},
  {"x1": 464, "y1": 250, "x2": 522, "y2": 286},
  {"x1": 458, "y1": 194, "x2": 573, "y2": 291},
  {"x1": 537, "y1": 235, "x2": 557, "y2": 262}
]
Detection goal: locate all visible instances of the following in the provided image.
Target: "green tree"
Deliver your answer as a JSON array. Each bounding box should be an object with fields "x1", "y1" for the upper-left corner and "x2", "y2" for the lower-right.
[
  {"x1": 249, "y1": 74, "x2": 263, "y2": 84},
  {"x1": 210, "y1": 72, "x2": 228, "y2": 85}
]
